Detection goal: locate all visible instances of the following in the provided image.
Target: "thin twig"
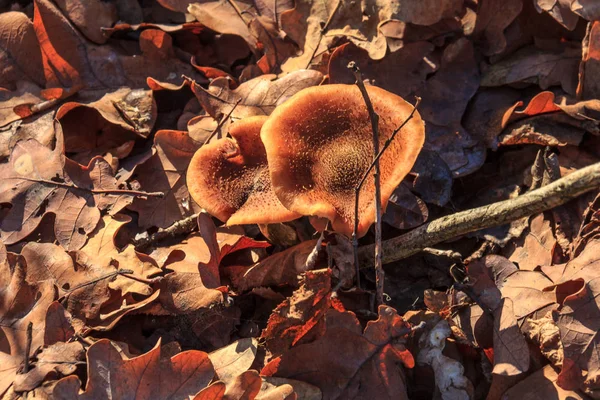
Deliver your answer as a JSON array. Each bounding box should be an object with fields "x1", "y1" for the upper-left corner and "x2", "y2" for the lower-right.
[
  {"x1": 356, "y1": 97, "x2": 422, "y2": 191},
  {"x1": 22, "y1": 322, "x2": 33, "y2": 374},
  {"x1": 306, "y1": 0, "x2": 341, "y2": 69},
  {"x1": 203, "y1": 98, "x2": 242, "y2": 146},
  {"x1": 422, "y1": 247, "x2": 463, "y2": 261},
  {"x1": 59, "y1": 269, "x2": 134, "y2": 301},
  {"x1": 358, "y1": 161, "x2": 600, "y2": 267},
  {"x1": 9, "y1": 177, "x2": 164, "y2": 198},
  {"x1": 348, "y1": 61, "x2": 384, "y2": 306},
  {"x1": 132, "y1": 213, "x2": 200, "y2": 250}
]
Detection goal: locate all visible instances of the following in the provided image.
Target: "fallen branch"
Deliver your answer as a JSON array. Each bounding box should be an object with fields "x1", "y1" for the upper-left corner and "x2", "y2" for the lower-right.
[{"x1": 358, "y1": 162, "x2": 600, "y2": 267}]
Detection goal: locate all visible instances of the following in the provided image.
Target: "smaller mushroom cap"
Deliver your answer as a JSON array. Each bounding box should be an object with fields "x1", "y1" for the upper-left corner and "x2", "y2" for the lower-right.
[
  {"x1": 261, "y1": 84, "x2": 425, "y2": 238},
  {"x1": 187, "y1": 116, "x2": 301, "y2": 225}
]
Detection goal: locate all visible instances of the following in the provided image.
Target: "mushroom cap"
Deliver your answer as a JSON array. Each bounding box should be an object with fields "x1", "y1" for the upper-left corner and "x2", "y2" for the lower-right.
[
  {"x1": 261, "y1": 84, "x2": 425, "y2": 238},
  {"x1": 187, "y1": 115, "x2": 301, "y2": 225}
]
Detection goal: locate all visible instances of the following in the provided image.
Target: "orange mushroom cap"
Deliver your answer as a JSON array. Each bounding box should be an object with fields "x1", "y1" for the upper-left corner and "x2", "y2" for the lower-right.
[
  {"x1": 187, "y1": 116, "x2": 301, "y2": 225},
  {"x1": 260, "y1": 84, "x2": 425, "y2": 238}
]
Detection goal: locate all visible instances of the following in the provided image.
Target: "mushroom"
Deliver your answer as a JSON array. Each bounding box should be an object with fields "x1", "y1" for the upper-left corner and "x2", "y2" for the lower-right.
[
  {"x1": 260, "y1": 84, "x2": 425, "y2": 238},
  {"x1": 187, "y1": 115, "x2": 301, "y2": 225}
]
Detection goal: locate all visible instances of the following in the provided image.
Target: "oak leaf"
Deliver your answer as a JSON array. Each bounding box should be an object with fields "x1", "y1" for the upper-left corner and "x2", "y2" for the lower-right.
[
  {"x1": 0, "y1": 123, "x2": 132, "y2": 250},
  {"x1": 52, "y1": 339, "x2": 215, "y2": 399},
  {"x1": 262, "y1": 305, "x2": 415, "y2": 400}
]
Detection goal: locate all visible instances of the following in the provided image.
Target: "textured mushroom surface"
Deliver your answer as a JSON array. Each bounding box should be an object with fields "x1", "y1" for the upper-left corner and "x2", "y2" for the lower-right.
[
  {"x1": 261, "y1": 84, "x2": 425, "y2": 237},
  {"x1": 187, "y1": 116, "x2": 301, "y2": 225}
]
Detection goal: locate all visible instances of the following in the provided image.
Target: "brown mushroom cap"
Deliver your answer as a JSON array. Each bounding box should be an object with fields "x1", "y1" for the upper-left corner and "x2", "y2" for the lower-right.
[
  {"x1": 187, "y1": 116, "x2": 301, "y2": 225},
  {"x1": 261, "y1": 84, "x2": 425, "y2": 238}
]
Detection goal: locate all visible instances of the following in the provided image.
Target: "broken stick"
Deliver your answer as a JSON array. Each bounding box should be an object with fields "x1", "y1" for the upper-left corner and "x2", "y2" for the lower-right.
[{"x1": 358, "y1": 161, "x2": 600, "y2": 267}]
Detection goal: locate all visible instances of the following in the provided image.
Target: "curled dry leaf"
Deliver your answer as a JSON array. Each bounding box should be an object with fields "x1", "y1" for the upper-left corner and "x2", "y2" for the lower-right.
[
  {"x1": 416, "y1": 320, "x2": 474, "y2": 399},
  {"x1": 261, "y1": 84, "x2": 425, "y2": 237},
  {"x1": 187, "y1": 116, "x2": 301, "y2": 225},
  {"x1": 262, "y1": 305, "x2": 415, "y2": 400},
  {"x1": 0, "y1": 122, "x2": 131, "y2": 250},
  {"x1": 52, "y1": 339, "x2": 215, "y2": 399}
]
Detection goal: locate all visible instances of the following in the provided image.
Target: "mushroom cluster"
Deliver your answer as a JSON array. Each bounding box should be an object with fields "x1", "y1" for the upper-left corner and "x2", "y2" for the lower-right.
[{"x1": 187, "y1": 84, "x2": 425, "y2": 238}]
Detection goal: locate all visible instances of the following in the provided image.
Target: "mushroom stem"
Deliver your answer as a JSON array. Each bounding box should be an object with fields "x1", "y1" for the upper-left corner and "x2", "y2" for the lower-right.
[{"x1": 348, "y1": 61, "x2": 384, "y2": 306}]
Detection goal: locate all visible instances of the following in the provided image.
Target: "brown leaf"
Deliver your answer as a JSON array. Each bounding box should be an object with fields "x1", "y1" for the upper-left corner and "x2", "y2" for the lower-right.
[
  {"x1": 127, "y1": 130, "x2": 202, "y2": 229},
  {"x1": 544, "y1": 239, "x2": 600, "y2": 394},
  {"x1": 492, "y1": 298, "x2": 530, "y2": 376},
  {"x1": 191, "y1": 70, "x2": 323, "y2": 125},
  {"x1": 148, "y1": 215, "x2": 268, "y2": 314},
  {"x1": 54, "y1": 0, "x2": 118, "y2": 44},
  {"x1": 33, "y1": 0, "x2": 205, "y2": 90},
  {"x1": 188, "y1": 2, "x2": 259, "y2": 52},
  {"x1": 472, "y1": 0, "x2": 523, "y2": 55},
  {"x1": 462, "y1": 88, "x2": 521, "y2": 149},
  {"x1": 77, "y1": 214, "x2": 162, "y2": 297},
  {"x1": 579, "y1": 20, "x2": 600, "y2": 100},
  {"x1": 502, "y1": 365, "x2": 587, "y2": 400},
  {"x1": 209, "y1": 338, "x2": 258, "y2": 386},
  {"x1": 383, "y1": 182, "x2": 428, "y2": 230},
  {"x1": 503, "y1": 214, "x2": 558, "y2": 271},
  {"x1": 262, "y1": 269, "x2": 342, "y2": 358},
  {"x1": 56, "y1": 88, "x2": 157, "y2": 164},
  {"x1": 13, "y1": 341, "x2": 85, "y2": 392},
  {"x1": 481, "y1": 44, "x2": 581, "y2": 95},
  {"x1": 328, "y1": 41, "x2": 437, "y2": 99},
  {"x1": 0, "y1": 242, "x2": 56, "y2": 397},
  {"x1": 44, "y1": 301, "x2": 76, "y2": 345},
  {"x1": 0, "y1": 11, "x2": 45, "y2": 90},
  {"x1": 226, "y1": 239, "x2": 319, "y2": 292},
  {"x1": 22, "y1": 242, "x2": 112, "y2": 320},
  {"x1": 0, "y1": 123, "x2": 131, "y2": 250},
  {"x1": 52, "y1": 339, "x2": 215, "y2": 399},
  {"x1": 280, "y1": 0, "x2": 463, "y2": 71},
  {"x1": 261, "y1": 305, "x2": 415, "y2": 400}
]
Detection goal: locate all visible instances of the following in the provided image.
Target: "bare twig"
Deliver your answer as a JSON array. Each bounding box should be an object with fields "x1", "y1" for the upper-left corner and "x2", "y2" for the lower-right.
[
  {"x1": 358, "y1": 161, "x2": 600, "y2": 267},
  {"x1": 422, "y1": 247, "x2": 463, "y2": 261},
  {"x1": 132, "y1": 213, "x2": 200, "y2": 250},
  {"x1": 306, "y1": 0, "x2": 341, "y2": 69},
  {"x1": 356, "y1": 96, "x2": 421, "y2": 190},
  {"x1": 348, "y1": 61, "x2": 384, "y2": 306},
  {"x1": 9, "y1": 177, "x2": 164, "y2": 198},
  {"x1": 59, "y1": 269, "x2": 134, "y2": 302},
  {"x1": 203, "y1": 98, "x2": 242, "y2": 146},
  {"x1": 22, "y1": 322, "x2": 33, "y2": 374}
]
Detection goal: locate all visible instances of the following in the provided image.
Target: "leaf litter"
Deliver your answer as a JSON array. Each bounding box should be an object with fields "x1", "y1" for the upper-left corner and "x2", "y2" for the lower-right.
[{"x1": 1, "y1": 0, "x2": 600, "y2": 399}]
